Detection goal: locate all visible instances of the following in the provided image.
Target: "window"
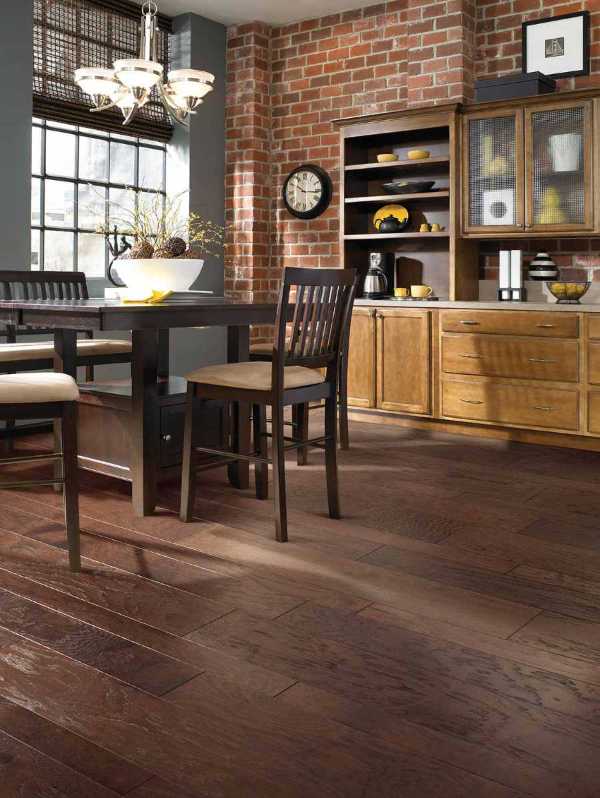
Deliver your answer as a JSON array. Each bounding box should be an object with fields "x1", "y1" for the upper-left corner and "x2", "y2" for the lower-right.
[{"x1": 31, "y1": 118, "x2": 166, "y2": 278}]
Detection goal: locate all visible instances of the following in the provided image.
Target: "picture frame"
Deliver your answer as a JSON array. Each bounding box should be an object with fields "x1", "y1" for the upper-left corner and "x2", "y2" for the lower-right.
[{"x1": 522, "y1": 11, "x2": 590, "y2": 79}]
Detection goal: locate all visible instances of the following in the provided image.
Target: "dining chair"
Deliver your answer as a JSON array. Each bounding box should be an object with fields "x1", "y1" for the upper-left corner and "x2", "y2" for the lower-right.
[
  {"x1": 179, "y1": 267, "x2": 357, "y2": 542},
  {"x1": 249, "y1": 276, "x2": 356, "y2": 465},
  {"x1": 0, "y1": 372, "x2": 81, "y2": 571},
  {"x1": 0, "y1": 271, "x2": 132, "y2": 449}
]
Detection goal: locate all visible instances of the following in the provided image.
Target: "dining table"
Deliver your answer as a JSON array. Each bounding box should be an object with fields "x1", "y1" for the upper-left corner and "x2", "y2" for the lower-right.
[{"x1": 0, "y1": 297, "x2": 278, "y2": 516}]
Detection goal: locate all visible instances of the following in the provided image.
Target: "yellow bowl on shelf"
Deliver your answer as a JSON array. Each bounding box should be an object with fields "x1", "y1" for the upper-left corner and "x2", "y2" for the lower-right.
[
  {"x1": 377, "y1": 153, "x2": 398, "y2": 163},
  {"x1": 547, "y1": 281, "x2": 590, "y2": 304},
  {"x1": 407, "y1": 149, "x2": 430, "y2": 160}
]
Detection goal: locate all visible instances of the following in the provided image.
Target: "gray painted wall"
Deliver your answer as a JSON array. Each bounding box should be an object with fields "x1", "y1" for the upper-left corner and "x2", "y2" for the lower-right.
[
  {"x1": 1, "y1": 1, "x2": 32, "y2": 270},
  {"x1": 166, "y1": 12, "x2": 227, "y2": 376}
]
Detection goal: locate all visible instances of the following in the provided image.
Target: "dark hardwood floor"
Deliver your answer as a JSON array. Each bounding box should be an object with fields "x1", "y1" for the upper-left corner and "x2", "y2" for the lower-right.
[{"x1": 1, "y1": 421, "x2": 600, "y2": 796}]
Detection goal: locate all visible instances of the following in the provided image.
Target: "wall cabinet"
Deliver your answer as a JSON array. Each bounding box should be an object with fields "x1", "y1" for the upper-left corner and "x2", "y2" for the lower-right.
[
  {"x1": 463, "y1": 99, "x2": 595, "y2": 236},
  {"x1": 347, "y1": 308, "x2": 431, "y2": 416}
]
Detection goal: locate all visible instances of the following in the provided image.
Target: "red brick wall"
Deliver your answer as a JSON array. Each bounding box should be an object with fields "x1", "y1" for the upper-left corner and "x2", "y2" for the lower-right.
[
  {"x1": 224, "y1": 2, "x2": 600, "y2": 309},
  {"x1": 476, "y1": 1, "x2": 600, "y2": 89}
]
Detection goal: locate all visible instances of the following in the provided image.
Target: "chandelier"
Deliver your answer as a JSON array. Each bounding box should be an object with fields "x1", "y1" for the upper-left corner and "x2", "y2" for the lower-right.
[{"x1": 74, "y1": 2, "x2": 214, "y2": 127}]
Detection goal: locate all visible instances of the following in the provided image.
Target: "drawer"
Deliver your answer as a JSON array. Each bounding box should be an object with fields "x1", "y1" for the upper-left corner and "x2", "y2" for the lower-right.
[
  {"x1": 589, "y1": 316, "x2": 600, "y2": 341},
  {"x1": 442, "y1": 334, "x2": 579, "y2": 383},
  {"x1": 442, "y1": 380, "x2": 579, "y2": 431},
  {"x1": 589, "y1": 391, "x2": 600, "y2": 434},
  {"x1": 441, "y1": 310, "x2": 578, "y2": 338},
  {"x1": 589, "y1": 342, "x2": 600, "y2": 385}
]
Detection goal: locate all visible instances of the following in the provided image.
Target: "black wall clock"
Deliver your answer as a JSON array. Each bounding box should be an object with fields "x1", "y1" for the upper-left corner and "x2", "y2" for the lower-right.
[{"x1": 283, "y1": 164, "x2": 332, "y2": 219}]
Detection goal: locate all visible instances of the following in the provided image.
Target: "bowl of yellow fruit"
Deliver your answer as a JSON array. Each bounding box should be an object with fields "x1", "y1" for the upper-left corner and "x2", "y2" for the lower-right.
[{"x1": 547, "y1": 281, "x2": 590, "y2": 304}]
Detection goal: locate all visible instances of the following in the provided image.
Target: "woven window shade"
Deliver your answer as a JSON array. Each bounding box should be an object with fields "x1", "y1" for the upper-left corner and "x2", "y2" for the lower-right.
[{"x1": 33, "y1": 0, "x2": 173, "y2": 142}]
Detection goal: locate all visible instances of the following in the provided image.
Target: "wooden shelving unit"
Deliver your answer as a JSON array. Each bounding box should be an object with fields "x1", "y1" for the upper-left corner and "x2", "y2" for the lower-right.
[{"x1": 335, "y1": 107, "x2": 479, "y2": 301}]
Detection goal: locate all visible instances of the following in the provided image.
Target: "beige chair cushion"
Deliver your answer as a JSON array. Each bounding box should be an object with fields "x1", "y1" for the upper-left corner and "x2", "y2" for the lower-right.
[
  {"x1": 186, "y1": 361, "x2": 326, "y2": 392},
  {"x1": 0, "y1": 339, "x2": 131, "y2": 363},
  {"x1": 0, "y1": 373, "x2": 79, "y2": 403}
]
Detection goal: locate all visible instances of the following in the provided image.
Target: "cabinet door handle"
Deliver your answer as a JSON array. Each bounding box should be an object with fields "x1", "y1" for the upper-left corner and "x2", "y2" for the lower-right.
[
  {"x1": 460, "y1": 398, "x2": 484, "y2": 405},
  {"x1": 528, "y1": 357, "x2": 557, "y2": 363},
  {"x1": 460, "y1": 320, "x2": 480, "y2": 326},
  {"x1": 460, "y1": 353, "x2": 483, "y2": 359},
  {"x1": 533, "y1": 405, "x2": 554, "y2": 412}
]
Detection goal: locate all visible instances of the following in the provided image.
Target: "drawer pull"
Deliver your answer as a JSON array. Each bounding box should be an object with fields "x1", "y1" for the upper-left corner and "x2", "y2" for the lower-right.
[
  {"x1": 162, "y1": 434, "x2": 173, "y2": 442},
  {"x1": 528, "y1": 357, "x2": 557, "y2": 364},
  {"x1": 460, "y1": 398, "x2": 484, "y2": 405},
  {"x1": 533, "y1": 405, "x2": 554, "y2": 412},
  {"x1": 536, "y1": 323, "x2": 555, "y2": 328},
  {"x1": 460, "y1": 320, "x2": 480, "y2": 326},
  {"x1": 460, "y1": 353, "x2": 483, "y2": 359}
]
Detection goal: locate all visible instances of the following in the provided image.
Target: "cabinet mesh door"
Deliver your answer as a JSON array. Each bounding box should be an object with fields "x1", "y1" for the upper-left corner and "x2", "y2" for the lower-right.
[
  {"x1": 531, "y1": 107, "x2": 585, "y2": 226},
  {"x1": 468, "y1": 116, "x2": 516, "y2": 228}
]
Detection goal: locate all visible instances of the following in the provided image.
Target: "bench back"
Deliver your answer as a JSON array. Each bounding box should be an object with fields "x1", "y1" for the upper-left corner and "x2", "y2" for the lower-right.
[{"x1": 0, "y1": 271, "x2": 89, "y2": 301}]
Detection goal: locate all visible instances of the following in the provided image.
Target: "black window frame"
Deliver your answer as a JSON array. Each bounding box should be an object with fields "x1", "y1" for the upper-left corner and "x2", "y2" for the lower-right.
[{"x1": 31, "y1": 116, "x2": 167, "y2": 279}]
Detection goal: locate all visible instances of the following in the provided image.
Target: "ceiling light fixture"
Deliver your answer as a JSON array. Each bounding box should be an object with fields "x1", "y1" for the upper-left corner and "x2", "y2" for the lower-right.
[{"x1": 74, "y1": 2, "x2": 214, "y2": 127}]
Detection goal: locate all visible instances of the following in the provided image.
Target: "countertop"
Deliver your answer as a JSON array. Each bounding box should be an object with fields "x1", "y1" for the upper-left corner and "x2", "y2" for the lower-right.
[{"x1": 355, "y1": 299, "x2": 600, "y2": 312}]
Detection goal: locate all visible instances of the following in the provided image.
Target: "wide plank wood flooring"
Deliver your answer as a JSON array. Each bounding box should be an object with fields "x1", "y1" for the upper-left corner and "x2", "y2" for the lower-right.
[{"x1": 1, "y1": 422, "x2": 600, "y2": 796}]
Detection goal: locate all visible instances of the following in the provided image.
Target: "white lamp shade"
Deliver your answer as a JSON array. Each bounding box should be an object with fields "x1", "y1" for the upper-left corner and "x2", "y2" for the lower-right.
[
  {"x1": 114, "y1": 58, "x2": 163, "y2": 89},
  {"x1": 74, "y1": 67, "x2": 119, "y2": 98},
  {"x1": 167, "y1": 68, "x2": 214, "y2": 99}
]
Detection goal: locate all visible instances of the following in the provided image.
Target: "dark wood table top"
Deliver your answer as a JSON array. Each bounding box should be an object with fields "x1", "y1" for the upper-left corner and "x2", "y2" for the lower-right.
[{"x1": 0, "y1": 298, "x2": 279, "y2": 331}]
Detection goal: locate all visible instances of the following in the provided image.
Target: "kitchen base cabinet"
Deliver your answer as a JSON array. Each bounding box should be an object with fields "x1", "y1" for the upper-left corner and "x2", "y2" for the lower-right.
[
  {"x1": 377, "y1": 309, "x2": 431, "y2": 415},
  {"x1": 347, "y1": 307, "x2": 377, "y2": 408}
]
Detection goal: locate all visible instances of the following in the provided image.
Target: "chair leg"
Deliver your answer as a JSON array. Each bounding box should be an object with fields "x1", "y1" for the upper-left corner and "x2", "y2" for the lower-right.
[
  {"x1": 294, "y1": 403, "x2": 309, "y2": 466},
  {"x1": 338, "y1": 356, "x2": 350, "y2": 451},
  {"x1": 179, "y1": 384, "x2": 197, "y2": 523},
  {"x1": 3, "y1": 418, "x2": 15, "y2": 454},
  {"x1": 271, "y1": 401, "x2": 288, "y2": 542},
  {"x1": 324, "y1": 394, "x2": 341, "y2": 520},
  {"x1": 61, "y1": 402, "x2": 81, "y2": 573},
  {"x1": 253, "y1": 403, "x2": 269, "y2": 500},
  {"x1": 53, "y1": 420, "x2": 63, "y2": 493}
]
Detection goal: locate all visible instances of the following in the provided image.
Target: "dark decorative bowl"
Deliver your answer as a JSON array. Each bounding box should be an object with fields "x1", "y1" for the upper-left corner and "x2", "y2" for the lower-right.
[
  {"x1": 382, "y1": 180, "x2": 436, "y2": 195},
  {"x1": 546, "y1": 281, "x2": 590, "y2": 304}
]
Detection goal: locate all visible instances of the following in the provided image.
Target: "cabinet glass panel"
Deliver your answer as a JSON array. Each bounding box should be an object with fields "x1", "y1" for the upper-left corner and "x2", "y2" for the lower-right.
[
  {"x1": 531, "y1": 106, "x2": 586, "y2": 226},
  {"x1": 468, "y1": 116, "x2": 517, "y2": 227}
]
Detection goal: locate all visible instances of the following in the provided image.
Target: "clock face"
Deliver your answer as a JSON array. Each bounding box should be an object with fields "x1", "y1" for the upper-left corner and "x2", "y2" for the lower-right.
[{"x1": 283, "y1": 165, "x2": 332, "y2": 219}]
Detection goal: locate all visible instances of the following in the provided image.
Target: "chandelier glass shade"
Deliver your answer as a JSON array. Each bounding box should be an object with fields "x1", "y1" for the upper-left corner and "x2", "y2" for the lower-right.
[{"x1": 74, "y1": 2, "x2": 214, "y2": 127}]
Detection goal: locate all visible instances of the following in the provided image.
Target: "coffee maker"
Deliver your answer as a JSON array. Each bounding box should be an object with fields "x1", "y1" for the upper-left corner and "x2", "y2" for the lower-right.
[{"x1": 362, "y1": 252, "x2": 395, "y2": 299}]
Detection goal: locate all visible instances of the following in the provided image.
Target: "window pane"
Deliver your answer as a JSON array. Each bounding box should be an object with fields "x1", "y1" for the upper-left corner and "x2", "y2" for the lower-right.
[
  {"x1": 46, "y1": 129, "x2": 76, "y2": 177},
  {"x1": 79, "y1": 136, "x2": 109, "y2": 182},
  {"x1": 138, "y1": 191, "x2": 163, "y2": 220},
  {"x1": 110, "y1": 141, "x2": 135, "y2": 185},
  {"x1": 109, "y1": 187, "x2": 136, "y2": 231},
  {"x1": 31, "y1": 229, "x2": 41, "y2": 270},
  {"x1": 44, "y1": 230, "x2": 74, "y2": 270},
  {"x1": 138, "y1": 147, "x2": 164, "y2": 190},
  {"x1": 31, "y1": 177, "x2": 41, "y2": 225},
  {"x1": 45, "y1": 180, "x2": 75, "y2": 227},
  {"x1": 78, "y1": 233, "x2": 106, "y2": 278},
  {"x1": 32, "y1": 126, "x2": 42, "y2": 174},
  {"x1": 79, "y1": 184, "x2": 106, "y2": 230}
]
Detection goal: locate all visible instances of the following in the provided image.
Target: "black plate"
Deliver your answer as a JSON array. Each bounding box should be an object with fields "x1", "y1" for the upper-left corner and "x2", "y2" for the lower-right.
[{"x1": 382, "y1": 180, "x2": 436, "y2": 195}]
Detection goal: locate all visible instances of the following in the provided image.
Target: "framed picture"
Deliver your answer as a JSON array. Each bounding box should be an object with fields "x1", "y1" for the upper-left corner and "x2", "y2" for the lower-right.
[{"x1": 522, "y1": 11, "x2": 590, "y2": 79}]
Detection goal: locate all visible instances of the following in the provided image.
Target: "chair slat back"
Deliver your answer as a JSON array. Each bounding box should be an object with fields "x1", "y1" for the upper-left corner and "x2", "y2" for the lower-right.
[
  {"x1": 273, "y1": 268, "x2": 357, "y2": 387},
  {"x1": 0, "y1": 271, "x2": 89, "y2": 302}
]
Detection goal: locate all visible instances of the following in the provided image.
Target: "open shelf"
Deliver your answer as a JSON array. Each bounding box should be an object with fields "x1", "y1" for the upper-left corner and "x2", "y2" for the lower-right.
[
  {"x1": 345, "y1": 156, "x2": 450, "y2": 174},
  {"x1": 345, "y1": 191, "x2": 450, "y2": 204},
  {"x1": 344, "y1": 232, "x2": 450, "y2": 240}
]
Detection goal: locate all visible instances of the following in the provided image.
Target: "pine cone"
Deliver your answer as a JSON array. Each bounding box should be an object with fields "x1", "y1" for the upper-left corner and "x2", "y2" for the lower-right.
[
  {"x1": 153, "y1": 245, "x2": 176, "y2": 259},
  {"x1": 164, "y1": 236, "x2": 187, "y2": 257},
  {"x1": 182, "y1": 246, "x2": 203, "y2": 259},
  {"x1": 129, "y1": 240, "x2": 154, "y2": 259}
]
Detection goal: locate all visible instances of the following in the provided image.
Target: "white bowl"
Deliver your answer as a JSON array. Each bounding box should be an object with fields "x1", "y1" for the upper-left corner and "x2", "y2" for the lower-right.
[{"x1": 113, "y1": 258, "x2": 205, "y2": 292}]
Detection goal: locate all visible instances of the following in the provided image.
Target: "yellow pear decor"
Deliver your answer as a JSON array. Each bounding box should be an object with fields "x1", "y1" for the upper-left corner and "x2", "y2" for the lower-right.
[
  {"x1": 373, "y1": 204, "x2": 409, "y2": 232},
  {"x1": 537, "y1": 187, "x2": 567, "y2": 225}
]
